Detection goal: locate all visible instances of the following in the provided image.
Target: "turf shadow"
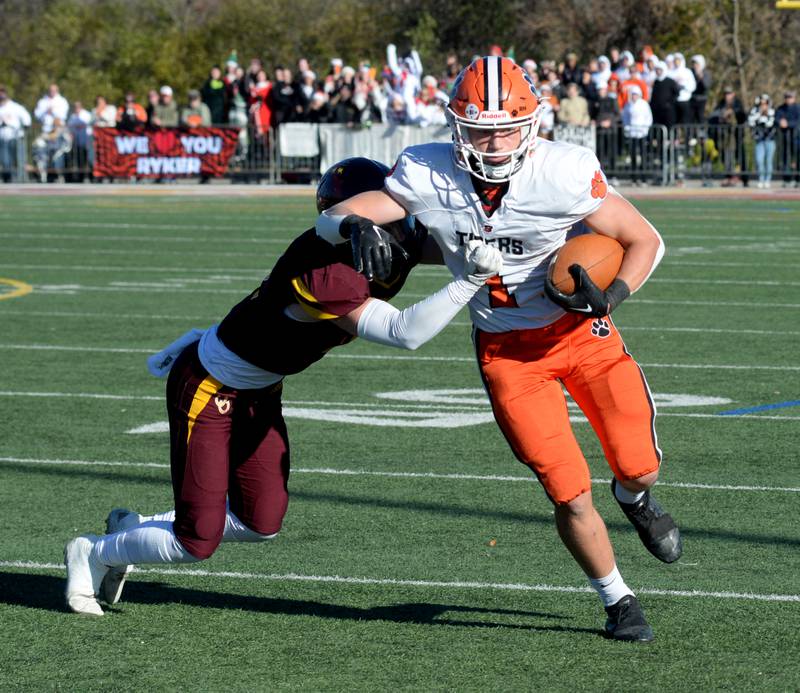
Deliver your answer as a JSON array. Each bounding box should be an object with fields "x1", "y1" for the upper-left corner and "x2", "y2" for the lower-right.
[{"x1": 0, "y1": 571, "x2": 598, "y2": 636}]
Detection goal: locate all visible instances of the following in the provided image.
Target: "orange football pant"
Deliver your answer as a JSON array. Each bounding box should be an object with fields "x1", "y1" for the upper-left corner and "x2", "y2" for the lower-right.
[{"x1": 476, "y1": 313, "x2": 661, "y2": 505}]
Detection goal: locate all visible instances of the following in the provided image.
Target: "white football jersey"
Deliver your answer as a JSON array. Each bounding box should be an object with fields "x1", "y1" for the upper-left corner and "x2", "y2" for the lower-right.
[{"x1": 384, "y1": 139, "x2": 608, "y2": 332}]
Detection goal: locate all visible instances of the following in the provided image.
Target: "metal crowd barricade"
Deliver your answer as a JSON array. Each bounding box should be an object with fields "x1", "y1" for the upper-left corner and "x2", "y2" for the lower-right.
[
  {"x1": 673, "y1": 123, "x2": 752, "y2": 185},
  {"x1": 593, "y1": 124, "x2": 670, "y2": 186},
  {"x1": 671, "y1": 123, "x2": 797, "y2": 186},
  {"x1": 9, "y1": 120, "x2": 798, "y2": 187},
  {"x1": 776, "y1": 125, "x2": 800, "y2": 186},
  {"x1": 0, "y1": 133, "x2": 28, "y2": 182}
]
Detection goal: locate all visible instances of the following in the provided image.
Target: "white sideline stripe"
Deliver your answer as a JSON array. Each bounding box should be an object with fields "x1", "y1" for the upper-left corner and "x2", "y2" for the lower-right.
[
  {"x1": 4, "y1": 227, "x2": 800, "y2": 245},
  {"x1": 30, "y1": 285, "x2": 251, "y2": 295},
  {"x1": 448, "y1": 322, "x2": 800, "y2": 336},
  {"x1": 0, "y1": 263, "x2": 265, "y2": 275},
  {"x1": 0, "y1": 310, "x2": 220, "y2": 321},
  {"x1": 1, "y1": 343, "x2": 799, "y2": 371},
  {"x1": 4, "y1": 246, "x2": 276, "y2": 259},
  {"x1": 1, "y1": 309, "x2": 796, "y2": 337},
  {"x1": 2, "y1": 456, "x2": 798, "y2": 493},
  {"x1": 649, "y1": 278, "x2": 800, "y2": 287},
  {"x1": 2, "y1": 560, "x2": 798, "y2": 603},
  {"x1": 0, "y1": 392, "x2": 490, "y2": 412},
  {"x1": 0, "y1": 393, "x2": 795, "y2": 420},
  {"x1": 630, "y1": 298, "x2": 800, "y2": 309},
  {"x1": 2, "y1": 259, "x2": 799, "y2": 279},
  {"x1": 0, "y1": 227, "x2": 294, "y2": 243}
]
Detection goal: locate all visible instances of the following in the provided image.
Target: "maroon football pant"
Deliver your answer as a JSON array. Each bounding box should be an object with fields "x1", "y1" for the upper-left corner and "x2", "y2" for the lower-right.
[{"x1": 166, "y1": 342, "x2": 289, "y2": 559}]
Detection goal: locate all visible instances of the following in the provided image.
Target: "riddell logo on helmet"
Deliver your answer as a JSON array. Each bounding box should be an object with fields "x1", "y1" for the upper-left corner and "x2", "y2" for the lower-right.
[{"x1": 478, "y1": 110, "x2": 512, "y2": 121}]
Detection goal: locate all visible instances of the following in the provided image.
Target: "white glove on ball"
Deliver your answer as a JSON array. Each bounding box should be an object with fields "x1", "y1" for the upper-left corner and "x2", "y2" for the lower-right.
[{"x1": 464, "y1": 240, "x2": 503, "y2": 286}]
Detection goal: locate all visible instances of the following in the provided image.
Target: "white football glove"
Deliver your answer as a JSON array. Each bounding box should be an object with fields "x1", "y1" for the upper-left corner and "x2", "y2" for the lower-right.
[{"x1": 463, "y1": 240, "x2": 503, "y2": 286}]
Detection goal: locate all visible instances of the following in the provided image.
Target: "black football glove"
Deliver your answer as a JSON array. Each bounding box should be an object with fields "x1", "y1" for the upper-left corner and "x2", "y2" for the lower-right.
[
  {"x1": 340, "y1": 214, "x2": 408, "y2": 281},
  {"x1": 544, "y1": 264, "x2": 630, "y2": 318}
]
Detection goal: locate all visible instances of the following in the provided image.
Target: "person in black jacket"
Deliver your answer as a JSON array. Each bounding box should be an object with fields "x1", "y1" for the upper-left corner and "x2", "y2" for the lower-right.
[
  {"x1": 593, "y1": 83, "x2": 621, "y2": 179},
  {"x1": 201, "y1": 66, "x2": 228, "y2": 125},
  {"x1": 775, "y1": 90, "x2": 800, "y2": 186},
  {"x1": 709, "y1": 86, "x2": 748, "y2": 186},
  {"x1": 271, "y1": 66, "x2": 300, "y2": 127},
  {"x1": 650, "y1": 61, "x2": 680, "y2": 129},
  {"x1": 689, "y1": 55, "x2": 711, "y2": 124}
]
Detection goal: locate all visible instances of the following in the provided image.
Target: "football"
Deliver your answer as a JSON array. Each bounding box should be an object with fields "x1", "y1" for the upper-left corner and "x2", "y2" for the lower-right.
[{"x1": 548, "y1": 233, "x2": 624, "y2": 294}]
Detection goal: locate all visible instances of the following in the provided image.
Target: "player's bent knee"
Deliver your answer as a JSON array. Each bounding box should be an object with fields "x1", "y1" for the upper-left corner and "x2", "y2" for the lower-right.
[
  {"x1": 242, "y1": 524, "x2": 280, "y2": 542},
  {"x1": 173, "y1": 514, "x2": 225, "y2": 560},
  {"x1": 177, "y1": 535, "x2": 222, "y2": 561},
  {"x1": 554, "y1": 490, "x2": 595, "y2": 518},
  {"x1": 618, "y1": 469, "x2": 659, "y2": 492}
]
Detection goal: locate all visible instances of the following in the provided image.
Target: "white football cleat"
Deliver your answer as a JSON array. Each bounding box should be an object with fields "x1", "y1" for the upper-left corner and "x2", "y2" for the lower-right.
[
  {"x1": 64, "y1": 534, "x2": 108, "y2": 616},
  {"x1": 99, "y1": 508, "x2": 141, "y2": 605}
]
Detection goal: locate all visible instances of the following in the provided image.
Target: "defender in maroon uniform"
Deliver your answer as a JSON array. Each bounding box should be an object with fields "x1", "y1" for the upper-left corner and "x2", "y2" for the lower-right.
[{"x1": 63, "y1": 158, "x2": 503, "y2": 616}]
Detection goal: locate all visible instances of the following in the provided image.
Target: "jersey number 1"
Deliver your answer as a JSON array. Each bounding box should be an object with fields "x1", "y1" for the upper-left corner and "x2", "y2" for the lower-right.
[{"x1": 486, "y1": 275, "x2": 518, "y2": 308}]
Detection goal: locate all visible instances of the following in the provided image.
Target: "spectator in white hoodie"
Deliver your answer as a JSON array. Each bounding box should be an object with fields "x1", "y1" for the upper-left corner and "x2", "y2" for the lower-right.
[
  {"x1": 0, "y1": 85, "x2": 31, "y2": 181},
  {"x1": 622, "y1": 85, "x2": 653, "y2": 185},
  {"x1": 34, "y1": 83, "x2": 69, "y2": 134},
  {"x1": 669, "y1": 53, "x2": 696, "y2": 124}
]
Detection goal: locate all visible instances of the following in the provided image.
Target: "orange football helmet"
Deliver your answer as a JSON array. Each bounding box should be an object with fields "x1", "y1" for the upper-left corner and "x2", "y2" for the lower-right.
[{"x1": 447, "y1": 56, "x2": 544, "y2": 182}]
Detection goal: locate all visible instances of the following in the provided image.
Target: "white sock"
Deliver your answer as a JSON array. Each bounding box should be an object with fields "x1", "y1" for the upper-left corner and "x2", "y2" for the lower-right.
[
  {"x1": 93, "y1": 507, "x2": 275, "y2": 568},
  {"x1": 223, "y1": 509, "x2": 278, "y2": 543},
  {"x1": 614, "y1": 482, "x2": 646, "y2": 505},
  {"x1": 92, "y1": 521, "x2": 197, "y2": 567},
  {"x1": 140, "y1": 510, "x2": 175, "y2": 523},
  {"x1": 589, "y1": 565, "x2": 634, "y2": 607},
  {"x1": 141, "y1": 508, "x2": 276, "y2": 543}
]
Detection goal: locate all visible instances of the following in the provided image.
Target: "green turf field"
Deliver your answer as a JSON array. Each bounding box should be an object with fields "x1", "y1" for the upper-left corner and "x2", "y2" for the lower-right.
[{"x1": 0, "y1": 193, "x2": 798, "y2": 691}]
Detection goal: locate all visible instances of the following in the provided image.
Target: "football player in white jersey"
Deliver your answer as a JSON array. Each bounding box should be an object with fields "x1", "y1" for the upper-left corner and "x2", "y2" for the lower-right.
[{"x1": 315, "y1": 56, "x2": 682, "y2": 642}]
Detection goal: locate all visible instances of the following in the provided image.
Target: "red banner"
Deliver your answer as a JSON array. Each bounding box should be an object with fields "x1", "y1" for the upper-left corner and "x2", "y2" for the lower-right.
[{"x1": 92, "y1": 127, "x2": 240, "y2": 179}]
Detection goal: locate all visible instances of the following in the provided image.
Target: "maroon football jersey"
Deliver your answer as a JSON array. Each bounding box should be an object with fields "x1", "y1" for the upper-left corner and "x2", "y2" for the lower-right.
[{"x1": 216, "y1": 226, "x2": 424, "y2": 375}]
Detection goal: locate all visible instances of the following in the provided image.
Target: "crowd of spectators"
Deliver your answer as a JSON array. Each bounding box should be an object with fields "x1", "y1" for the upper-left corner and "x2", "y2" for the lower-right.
[{"x1": 1, "y1": 43, "x2": 799, "y2": 185}]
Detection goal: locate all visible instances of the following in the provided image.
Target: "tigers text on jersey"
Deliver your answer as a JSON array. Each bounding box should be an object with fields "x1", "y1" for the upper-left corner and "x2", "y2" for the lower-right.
[{"x1": 385, "y1": 139, "x2": 608, "y2": 332}]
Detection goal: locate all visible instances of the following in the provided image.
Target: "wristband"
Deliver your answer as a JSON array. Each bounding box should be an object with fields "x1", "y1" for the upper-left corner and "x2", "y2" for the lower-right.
[
  {"x1": 605, "y1": 278, "x2": 631, "y2": 311},
  {"x1": 315, "y1": 212, "x2": 348, "y2": 245}
]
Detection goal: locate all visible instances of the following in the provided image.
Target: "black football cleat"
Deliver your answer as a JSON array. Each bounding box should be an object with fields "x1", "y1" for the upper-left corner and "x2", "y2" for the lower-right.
[
  {"x1": 612, "y1": 479, "x2": 683, "y2": 563},
  {"x1": 603, "y1": 595, "x2": 654, "y2": 642}
]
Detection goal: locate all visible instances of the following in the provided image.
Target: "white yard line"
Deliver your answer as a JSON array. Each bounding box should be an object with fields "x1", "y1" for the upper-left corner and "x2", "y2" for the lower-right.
[
  {"x1": 2, "y1": 560, "x2": 797, "y2": 603},
  {"x1": 2, "y1": 246, "x2": 270, "y2": 258},
  {"x1": 1, "y1": 456, "x2": 798, "y2": 493},
  {"x1": 1, "y1": 343, "x2": 799, "y2": 371},
  {"x1": 0, "y1": 263, "x2": 265, "y2": 275},
  {"x1": 0, "y1": 226, "x2": 294, "y2": 241},
  {"x1": 0, "y1": 310, "x2": 221, "y2": 320},
  {"x1": 1, "y1": 309, "x2": 797, "y2": 337},
  {"x1": 0, "y1": 390, "x2": 798, "y2": 421}
]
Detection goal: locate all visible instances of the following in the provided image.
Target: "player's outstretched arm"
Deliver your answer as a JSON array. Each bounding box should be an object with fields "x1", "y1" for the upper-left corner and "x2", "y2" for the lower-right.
[
  {"x1": 316, "y1": 190, "x2": 409, "y2": 281},
  {"x1": 334, "y1": 241, "x2": 502, "y2": 350}
]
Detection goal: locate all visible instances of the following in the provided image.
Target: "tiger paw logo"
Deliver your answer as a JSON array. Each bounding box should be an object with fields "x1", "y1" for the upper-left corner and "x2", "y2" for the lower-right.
[
  {"x1": 591, "y1": 319, "x2": 611, "y2": 338},
  {"x1": 590, "y1": 170, "x2": 607, "y2": 199},
  {"x1": 214, "y1": 395, "x2": 232, "y2": 415}
]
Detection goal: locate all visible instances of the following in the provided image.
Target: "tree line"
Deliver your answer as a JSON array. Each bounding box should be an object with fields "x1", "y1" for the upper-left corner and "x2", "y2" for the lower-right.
[{"x1": 1, "y1": 0, "x2": 798, "y2": 109}]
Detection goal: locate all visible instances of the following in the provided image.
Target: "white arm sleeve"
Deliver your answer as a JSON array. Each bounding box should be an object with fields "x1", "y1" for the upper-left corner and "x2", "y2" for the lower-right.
[
  {"x1": 315, "y1": 211, "x2": 348, "y2": 244},
  {"x1": 357, "y1": 279, "x2": 480, "y2": 350}
]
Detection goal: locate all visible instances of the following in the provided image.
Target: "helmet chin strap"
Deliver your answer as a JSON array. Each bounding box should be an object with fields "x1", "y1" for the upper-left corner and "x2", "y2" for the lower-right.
[
  {"x1": 482, "y1": 159, "x2": 513, "y2": 180},
  {"x1": 466, "y1": 151, "x2": 516, "y2": 182}
]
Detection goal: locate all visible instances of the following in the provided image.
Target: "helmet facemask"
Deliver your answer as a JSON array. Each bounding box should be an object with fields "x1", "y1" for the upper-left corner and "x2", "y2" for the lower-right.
[{"x1": 448, "y1": 110, "x2": 542, "y2": 182}]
